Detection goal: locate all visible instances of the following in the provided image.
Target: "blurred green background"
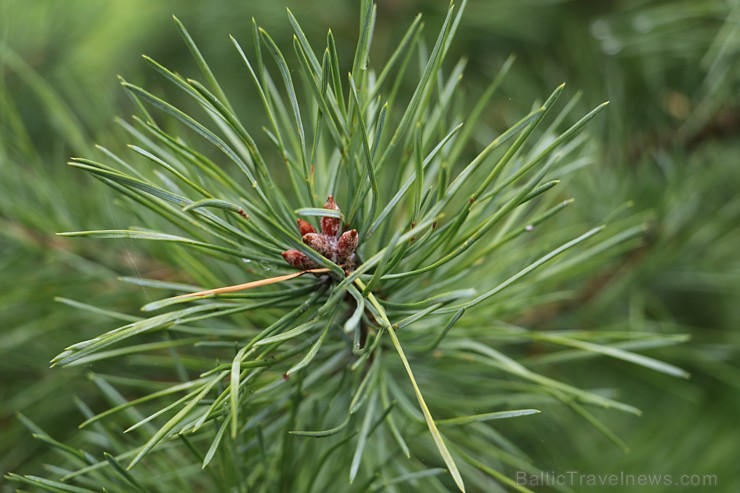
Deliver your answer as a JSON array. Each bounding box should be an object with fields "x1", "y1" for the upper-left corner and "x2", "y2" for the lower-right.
[{"x1": 1, "y1": 0, "x2": 738, "y2": 491}]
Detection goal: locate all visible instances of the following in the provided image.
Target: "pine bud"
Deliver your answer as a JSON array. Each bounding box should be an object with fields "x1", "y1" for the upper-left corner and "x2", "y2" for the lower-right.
[
  {"x1": 321, "y1": 195, "x2": 341, "y2": 238},
  {"x1": 297, "y1": 218, "x2": 316, "y2": 236},
  {"x1": 337, "y1": 229, "x2": 358, "y2": 264},
  {"x1": 282, "y1": 196, "x2": 360, "y2": 271},
  {"x1": 303, "y1": 232, "x2": 337, "y2": 262},
  {"x1": 281, "y1": 250, "x2": 318, "y2": 270}
]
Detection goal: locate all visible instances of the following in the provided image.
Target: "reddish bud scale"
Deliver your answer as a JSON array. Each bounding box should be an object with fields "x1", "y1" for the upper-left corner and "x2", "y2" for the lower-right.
[
  {"x1": 321, "y1": 195, "x2": 341, "y2": 238},
  {"x1": 297, "y1": 218, "x2": 316, "y2": 236},
  {"x1": 324, "y1": 195, "x2": 339, "y2": 211},
  {"x1": 281, "y1": 250, "x2": 318, "y2": 270},
  {"x1": 337, "y1": 229, "x2": 358, "y2": 264}
]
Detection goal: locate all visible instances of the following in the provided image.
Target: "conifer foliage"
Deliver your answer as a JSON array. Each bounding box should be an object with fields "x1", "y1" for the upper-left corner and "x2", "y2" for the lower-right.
[{"x1": 6, "y1": 1, "x2": 691, "y2": 491}]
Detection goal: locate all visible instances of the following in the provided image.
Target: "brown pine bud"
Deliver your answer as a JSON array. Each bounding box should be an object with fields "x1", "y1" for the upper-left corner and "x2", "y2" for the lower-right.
[
  {"x1": 297, "y1": 218, "x2": 316, "y2": 236},
  {"x1": 337, "y1": 229, "x2": 358, "y2": 264},
  {"x1": 324, "y1": 195, "x2": 339, "y2": 211},
  {"x1": 302, "y1": 232, "x2": 336, "y2": 262},
  {"x1": 281, "y1": 250, "x2": 318, "y2": 270},
  {"x1": 321, "y1": 195, "x2": 341, "y2": 238}
]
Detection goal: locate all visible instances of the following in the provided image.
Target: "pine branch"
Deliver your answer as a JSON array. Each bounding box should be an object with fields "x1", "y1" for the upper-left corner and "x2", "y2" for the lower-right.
[{"x1": 4, "y1": 2, "x2": 699, "y2": 492}]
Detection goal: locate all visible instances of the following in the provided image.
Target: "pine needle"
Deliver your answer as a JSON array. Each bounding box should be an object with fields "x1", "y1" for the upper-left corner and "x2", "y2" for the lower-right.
[{"x1": 173, "y1": 269, "x2": 330, "y2": 299}]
